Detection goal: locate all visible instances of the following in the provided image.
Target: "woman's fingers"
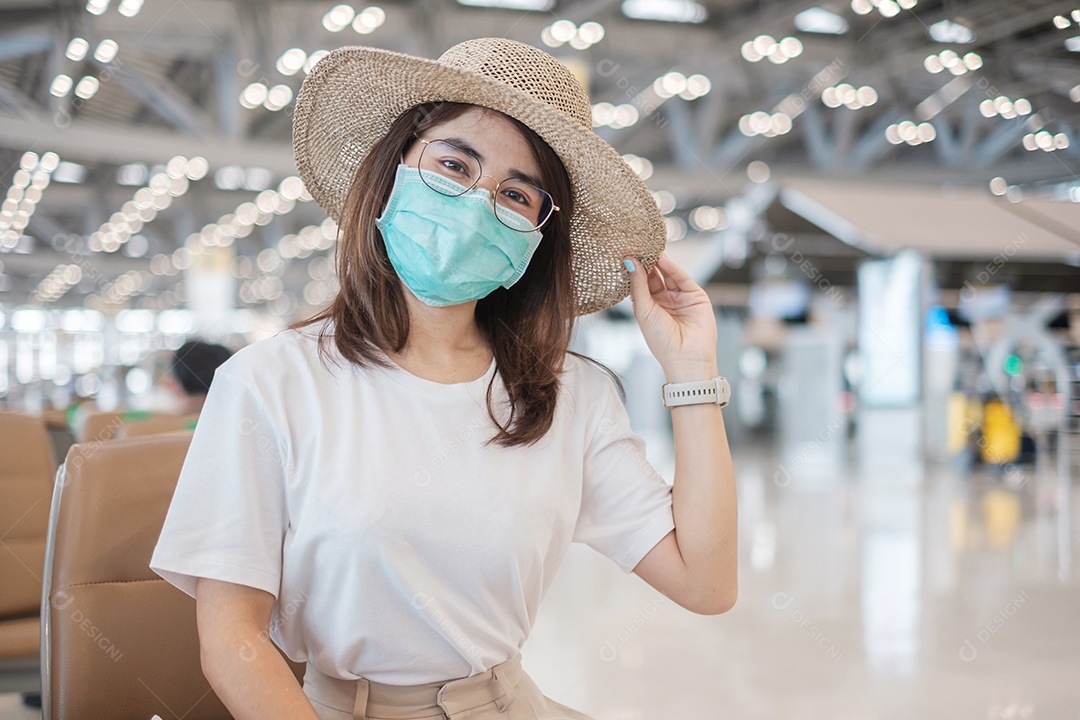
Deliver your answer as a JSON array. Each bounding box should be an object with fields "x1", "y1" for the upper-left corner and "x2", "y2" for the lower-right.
[
  {"x1": 655, "y1": 252, "x2": 700, "y2": 293},
  {"x1": 646, "y1": 260, "x2": 667, "y2": 296},
  {"x1": 624, "y1": 257, "x2": 654, "y2": 315}
]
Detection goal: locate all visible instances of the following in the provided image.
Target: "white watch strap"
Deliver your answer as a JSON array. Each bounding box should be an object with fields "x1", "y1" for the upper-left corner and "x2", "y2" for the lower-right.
[{"x1": 662, "y1": 376, "x2": 730, "y2": 408}]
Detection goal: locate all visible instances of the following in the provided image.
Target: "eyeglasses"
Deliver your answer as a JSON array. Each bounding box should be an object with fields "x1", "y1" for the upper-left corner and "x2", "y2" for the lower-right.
[{"x1": 411, "y1": 136, "x2": 559, "y2": 233}]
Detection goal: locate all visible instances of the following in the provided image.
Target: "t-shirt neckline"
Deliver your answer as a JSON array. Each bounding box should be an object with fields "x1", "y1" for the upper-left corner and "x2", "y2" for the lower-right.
[{"x1": 377, "y1": 350, "x2": 497, "y2": 394}]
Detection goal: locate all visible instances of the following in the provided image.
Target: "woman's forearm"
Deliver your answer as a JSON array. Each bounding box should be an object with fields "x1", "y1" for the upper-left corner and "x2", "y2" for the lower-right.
[
  {"x1": 200, "y1": 619, "x2": 321, "y2": 720},
  {"x1": 196, "y1": 578, "x2": 321, "y2": 720},
  {"x1": 665, "y1": 358, "x2": 738, "y2": 613}
]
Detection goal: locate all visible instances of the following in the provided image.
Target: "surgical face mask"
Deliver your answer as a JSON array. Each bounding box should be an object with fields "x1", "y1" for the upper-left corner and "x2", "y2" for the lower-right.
[{"x1": 375, "y1": 164, "x2": 544, "y2": 307}]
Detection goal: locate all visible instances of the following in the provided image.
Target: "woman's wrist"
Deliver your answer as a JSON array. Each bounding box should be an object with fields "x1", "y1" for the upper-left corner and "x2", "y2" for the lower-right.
[{"x1": 662, "y1": 359, "x2": 720, "y2": 384}]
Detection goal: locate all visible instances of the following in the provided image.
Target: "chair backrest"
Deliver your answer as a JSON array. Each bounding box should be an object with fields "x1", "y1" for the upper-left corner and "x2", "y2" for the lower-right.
[
  {"x1": 42, "y1": 432, "x2": 305, "y2": 720},
  {"x1": 0, "y1": 411, "x2": 56, "y2": 620},
  {"x1": 76, "y1": 411, "x2": 126, "y2": 443},
  {"x1": 119, "y1": 413, "x2": 200, "y2": 438}
]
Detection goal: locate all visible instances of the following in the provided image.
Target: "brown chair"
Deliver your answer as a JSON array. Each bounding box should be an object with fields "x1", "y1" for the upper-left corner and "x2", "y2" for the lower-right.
[
  {"x1": 0, "y1": 411, "x2": 56, "y2": 693},
  {"x1": 119, "y1": 413, "x2": 200, "y2": 438},
  {"x1": 75, "y1": 411, "x2": 126, "y2": 443},
  {"x1": 41, "y1": 431, "x2": 306, "y2": 719}
]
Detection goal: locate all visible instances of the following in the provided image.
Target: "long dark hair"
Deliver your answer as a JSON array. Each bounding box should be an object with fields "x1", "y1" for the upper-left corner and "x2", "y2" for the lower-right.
[{"x1": 292, "y1": 102, "x2": 621, "y2": 448}]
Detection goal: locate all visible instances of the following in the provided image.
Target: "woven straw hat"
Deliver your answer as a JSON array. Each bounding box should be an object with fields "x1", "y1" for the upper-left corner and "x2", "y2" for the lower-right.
[{"x1": 292, "y1": 37, "x2": 666, "y2": 316}]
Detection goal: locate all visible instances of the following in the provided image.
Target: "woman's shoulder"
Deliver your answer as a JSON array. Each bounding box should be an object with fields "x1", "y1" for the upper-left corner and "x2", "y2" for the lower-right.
[{"x1": 561, "y1": 351, "x2": 620, "y2": 399}]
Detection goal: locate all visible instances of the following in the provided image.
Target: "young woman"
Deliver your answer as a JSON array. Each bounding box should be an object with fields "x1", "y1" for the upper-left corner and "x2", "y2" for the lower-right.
[{"x1": 151, "y1": 38, "x2": 736, "y2": 720}]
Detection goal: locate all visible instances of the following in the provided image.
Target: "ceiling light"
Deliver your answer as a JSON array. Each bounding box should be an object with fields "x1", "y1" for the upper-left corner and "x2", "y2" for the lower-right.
[
  {"x1": 610, "y1": 105, "x2": 640, "y2": 127},
  {"x1": 53, "y1": 161, "x2": 87, "y2": 184},
  {"x1": 743, "y1": 35, "x2": 801, "y2": 63},
  {"x1": 741, "y1": 42, "x2": 762, "y2": 62},
  {"x1": 1065, "y1": 36, "x2": 1080, "y2": 51},
  {"x1": 622, "y1": 154, "x2": 654, "y2": 180},
  {"x1": 929, "y1": 19, "x2": 974, "y2": 43},
  {"x1": 117, "y1": 163, "x2": 148, "y2": 186},
  {"x1": 74, "y1": 75, "x2": 100, "y2": 99},
  {"x1": 661, "y1": 71, "x2": 687, "y2": 95},
  {"x1": 185, "y1": 157, "x2": 209, "y2": 181},
  {"x1": 118, "y1": 0, "x2": 143, "y2": 17},
  {"x1": 66, "y1": 38, "x2": 89, "y2": 61},
  {"x1": 93, "y1": 39, "x2": 119, "y2": 63},
  {"x1": 578, "y1": 21, "x2": 605, "y2": 44},
  {"x1": 1053, "y1": 14, "x2": 1071, "y2": 29},
  {"x1": 49, "y1": 74, "x2": 73, "y2": 97},
  {"x1": 457, "y1": 0, "x2": 554, "y2": 8},
  {"x1": 542, "y1": 19, "x2": 604, "y2": 49},
  {"x1": 277, "y1": 48, "x2": 307, "y2": 76},
  {"x1": 353, "y1": 6, "x2": 386, "y2": 34},
  {"x1": 550, "y1": 20, "x2": 577, "y2": 43},
  {"x1": 239, "y1": 82, "x2": 268, "y2": 109},
  {"x1": 322, "y1": 4, "x2": 355, "y2": 32},
  {"x1": 794, "y1": 7, "x2": 848, "y2": 34},
  {"x1": 243, "y1": 168, "x2": 273, "y2": 191},
  {"x1": 214, "y1": 166, "x2": 244, "y2": 190},
  {"x1": 689, "y1": 205, "x2": 728, "y2": 231},
  {"x1": 652, "y1": 190, "x2": 676, "y2": 214},
  {"x1": 739, "y1": 111, "x2": 793, "y2": 137},
  {"x1": 747, "y1": 161, "x2": 770, "y2": 183},
  {"x1": 887, "y1": 120, "x2": 936, "y2": 146},
  {"x1": 665, "y1": 216, "x2": 687, "y2": 242},
  {"x1": 924, "y1": 49, "x2": 980, "y2": 75},
  {"x1": 683, "y1": 73, "x2": 711, "y2": 98},
  {"x1": 304, "y1": 50, "x2": 329, "y2": 74},
  {"x1": 264, "y1": 84, "x2": 294, "y2": 111},
  {"x1": 621, "y1": 0, "x2": 707, "y2": 24}
]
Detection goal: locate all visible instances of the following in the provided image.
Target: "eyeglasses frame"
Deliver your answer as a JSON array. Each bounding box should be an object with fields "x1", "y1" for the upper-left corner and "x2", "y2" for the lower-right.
[{"x1": 408, "y1": 134, "x2": 560, "y2": 233}]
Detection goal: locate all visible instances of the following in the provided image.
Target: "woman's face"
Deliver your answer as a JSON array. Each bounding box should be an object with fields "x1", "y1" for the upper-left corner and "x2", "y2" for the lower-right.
[{"x1": 401, "y1": 106, "x2": 543, "y2": 202}]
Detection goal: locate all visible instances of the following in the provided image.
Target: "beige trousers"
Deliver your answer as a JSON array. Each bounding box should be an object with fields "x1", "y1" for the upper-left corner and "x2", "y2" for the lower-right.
[{"x1": 302, "y1": 652, "x2": 595, "y2": 720}]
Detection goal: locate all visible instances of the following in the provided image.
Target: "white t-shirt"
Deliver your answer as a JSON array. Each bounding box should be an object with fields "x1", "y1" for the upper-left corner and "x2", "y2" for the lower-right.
[{"x1": 149, "y1": 322, "x2": 675, "y2": 685}]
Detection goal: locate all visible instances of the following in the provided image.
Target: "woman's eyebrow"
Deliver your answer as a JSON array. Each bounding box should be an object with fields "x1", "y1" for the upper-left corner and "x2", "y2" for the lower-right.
[
  {"x1": 443, "y1": 137, "x2": 484, "y2": 160},
  {"x1": 443, "y1": 136, "x2": 543, "y2": 187},
  {"x1": 508, "y1": 169, "x2": 544, "y2": 188}
]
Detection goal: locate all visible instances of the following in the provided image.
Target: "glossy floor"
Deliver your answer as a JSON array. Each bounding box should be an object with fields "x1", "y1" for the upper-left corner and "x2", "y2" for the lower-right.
[
  {"x1": 3, "y1": 442, "x2": 1077, "y2": 719},
  {"x1": 522, "y1": 441, "x2": 1080, "y2": 719}
]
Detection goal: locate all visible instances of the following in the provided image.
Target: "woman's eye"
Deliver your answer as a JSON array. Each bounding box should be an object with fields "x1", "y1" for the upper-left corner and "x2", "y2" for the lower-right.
[
  {"x1": 440, "y1": 159, "x2": 468, "y2": 175},
  {"x1": 502, "y1": 188, "x2": 532, "y2": 206}
]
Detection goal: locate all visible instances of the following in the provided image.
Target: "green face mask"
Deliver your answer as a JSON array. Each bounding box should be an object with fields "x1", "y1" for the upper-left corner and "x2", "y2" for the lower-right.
[{"x1": 375, "y1": 165, "x2": 544, "y2": 307}]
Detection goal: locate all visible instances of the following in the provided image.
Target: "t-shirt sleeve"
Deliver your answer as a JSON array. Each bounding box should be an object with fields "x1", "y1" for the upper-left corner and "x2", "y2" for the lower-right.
[
  {"x1": 572, "y1": 372, "x2": 675, "y2": 573},
  {"x1": 149, "y1": 367, "x2": 289, "y2": 600}
]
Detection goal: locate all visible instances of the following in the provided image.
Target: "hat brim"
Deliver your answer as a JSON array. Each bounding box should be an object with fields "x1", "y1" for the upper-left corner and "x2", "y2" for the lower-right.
[{"x1": 292, "y1": 45, "x2": 666, "y2": 316}]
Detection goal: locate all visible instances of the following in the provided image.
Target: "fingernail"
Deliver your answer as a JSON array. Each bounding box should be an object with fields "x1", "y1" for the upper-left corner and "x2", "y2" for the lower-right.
[{"x1": 623, "y1": 258, "x2": 635, "y2": 272}]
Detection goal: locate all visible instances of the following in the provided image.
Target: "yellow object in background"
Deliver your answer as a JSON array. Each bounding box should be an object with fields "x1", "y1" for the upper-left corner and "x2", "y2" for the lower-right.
[
  {"x1": 983, "y1": 490, "x2": 1021, "y2": 550},
  {"x1": 947, "y1": 392, "x2": 970, "y2": 455},
  {"x1": 980, "y1": 399, "x2": 1021, "y2": 464}
]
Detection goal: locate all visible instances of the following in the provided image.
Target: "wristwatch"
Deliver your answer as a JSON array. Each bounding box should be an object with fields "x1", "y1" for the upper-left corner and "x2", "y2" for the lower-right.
[{"x1": 662, "y1": 376, "x2": 731, "y2": 408}]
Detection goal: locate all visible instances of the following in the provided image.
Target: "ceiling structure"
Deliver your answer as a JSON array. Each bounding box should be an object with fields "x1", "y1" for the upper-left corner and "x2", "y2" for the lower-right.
[{"x1": 0, "y1": 0, "x2": 1078, "y2": 315}]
